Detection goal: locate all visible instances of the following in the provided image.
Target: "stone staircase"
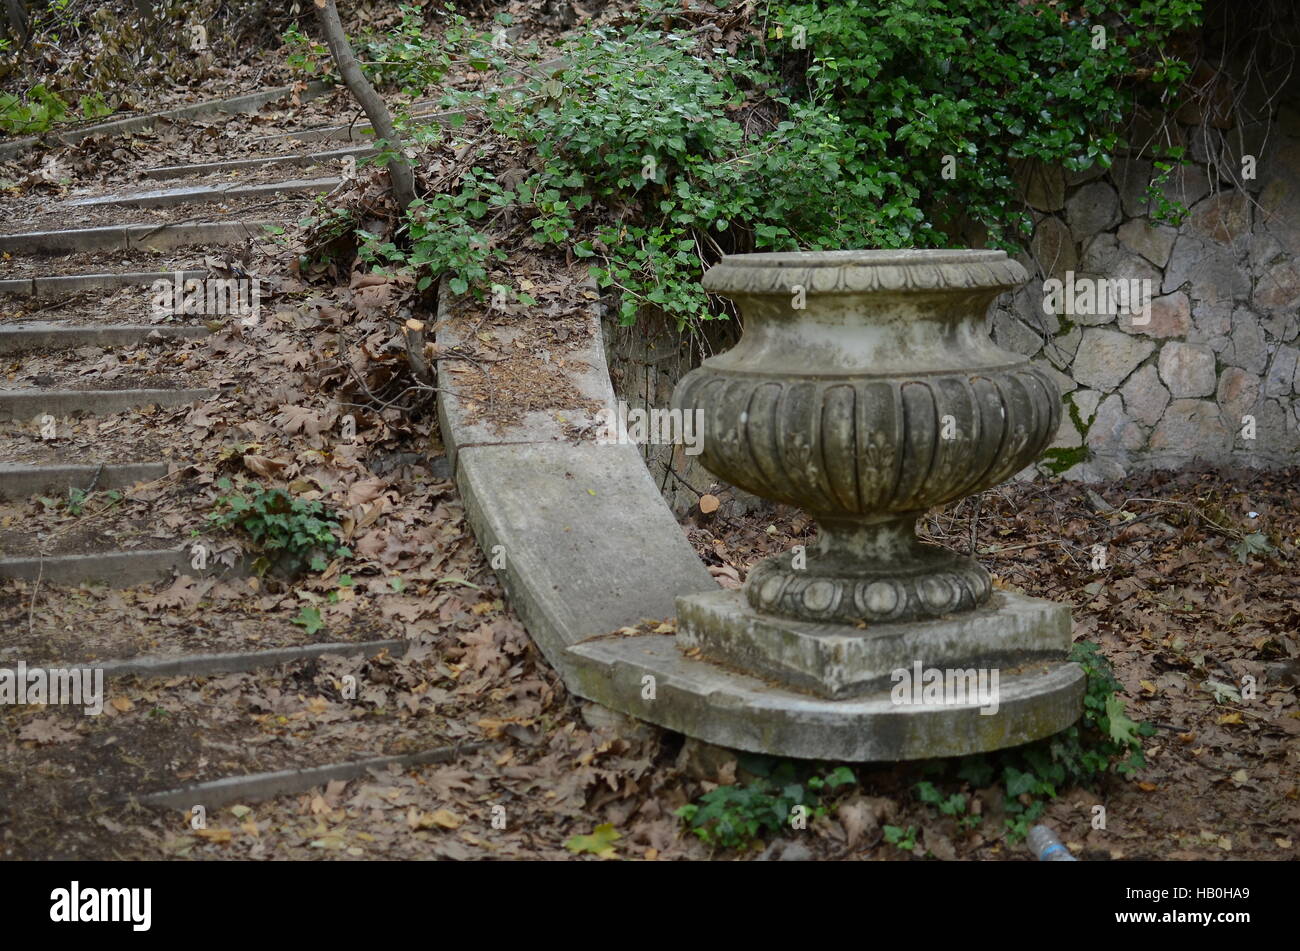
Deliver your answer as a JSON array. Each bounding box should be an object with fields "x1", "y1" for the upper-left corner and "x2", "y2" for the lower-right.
[
  {"x1": 0, "y1": 91, "x2": 479, "y2": 834},
  {"x1": 0, "y1": 159, "x2": 292, "y2": 586}
]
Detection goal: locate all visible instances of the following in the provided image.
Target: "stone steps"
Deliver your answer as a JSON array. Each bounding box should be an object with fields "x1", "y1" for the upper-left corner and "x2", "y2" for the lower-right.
[
  {"x1": 63, "y1": 176, "x2": 340, "y2": 211},
  {"x1": 0, "y1": 84, "x2": 484, "y2": 837},
  {"x1": 145, "y1": 146, "x2": 374, "y2": 181},
  {"x1": 254, "y1": 106, "x2": 464, "y2": 147},
  {"x1": 0, "y1": 387, "x2": 217, "y2": 421},
  {"x1": 137, "y1": 742, "x2": 486, "y2": 811},
  {"x1": 0, "y1": 268, "x2": 206, "y2": 297},
  {"x1": 248, "y1": 61, "x2": 562, "y2": 148},
  {"x1": 0, "y1": 322, "x2": 209, "y2": 355},
  {"x1": 0, "y1": 546, "x2": 214, "y2": 586},
  {"x1": 0, "y1": 461, "x2": 168, "y2": 497},
  {"x1": 94, "y1": 638, "x2": 409, "y2": 680},
  {"x1": 0, "y1": 221, "x2": 279, "y2": 255},
  {"x1": 0, "y1": 80, "x2": 335, "y2": 161}
]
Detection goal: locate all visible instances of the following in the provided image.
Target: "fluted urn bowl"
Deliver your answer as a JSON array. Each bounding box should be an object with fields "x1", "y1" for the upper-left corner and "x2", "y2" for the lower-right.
[{"x1": 673, "y1": 249, "x2": 1059, "y2": 625}]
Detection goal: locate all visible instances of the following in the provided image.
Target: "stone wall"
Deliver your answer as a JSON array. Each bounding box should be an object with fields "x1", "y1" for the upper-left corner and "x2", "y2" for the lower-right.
[
  {"x1": 602, "y1": 308, "x2": 742, "y2": 515},
  {"x1": 991, "y1": 99, "x2": 1300, "y2": 481},
  {"x1": 606, "y1": 80, "x2": 1300, "y2": 489}
]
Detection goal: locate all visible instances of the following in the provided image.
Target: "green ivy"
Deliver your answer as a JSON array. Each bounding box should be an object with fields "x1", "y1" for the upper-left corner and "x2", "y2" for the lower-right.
[
  {"x1": 675, "y1": 762, "x2": 856, "y2": 851},
  {"x1": 917, "y1": 640, "x2": 1155, "y2": 842},
  {"x1": 774, "y1": 0, "x2": 1199, "y2": 246},
  {"x1": 204, "y1": 478, "x2": 351, "y2": 577}
]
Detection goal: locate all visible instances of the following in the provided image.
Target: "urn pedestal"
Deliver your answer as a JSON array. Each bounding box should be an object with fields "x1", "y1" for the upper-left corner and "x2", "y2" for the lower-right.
[{"x1": 668, "y1": 250, "x2": 1082, "y2": 747}]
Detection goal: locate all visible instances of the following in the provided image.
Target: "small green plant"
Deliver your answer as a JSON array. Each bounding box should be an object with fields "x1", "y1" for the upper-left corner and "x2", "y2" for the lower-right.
[
  {"x1": 36, "y1": 488, "x2": 120, "y2": 517},
  {"x1": 914, "y1": 781, "x2": 980, "y2": 831},
  {"x1": 293, "y1": 604, "x2": 325, "y2": 634},
  {"x1": 281, "y1": 23, "x2": 332, "y2": 78},
  {"x1": 65, "y1": 487, "x2": 88, "y2": 516},
  {"x1": 0, "y1": 86, "x2": 113, "y2": 135},
  {"x1": 283, "y1": 5, "x2": 520, "y2": 95},
  {"x1": 913, "y1": 641, "x2": 1153, "y2": 842},
  {"x1": 206, "y1": 478, "x2": 351, "y2": 576},
  {"x1": 675, "y1": 761, "x2": 854, "y2": 850},
  {"x1": 882, "y1": 824, "x2": 918, "y2": 852},
  {"x1": 1146, "y1": 155, "x2": 1191, "y2": 226},
  {"x1": 1231, "y1": 531, "x2": 1273, "y2": 564},
  {"x1": 0, "y1": 84, "x2": 68, "y2": 134}
]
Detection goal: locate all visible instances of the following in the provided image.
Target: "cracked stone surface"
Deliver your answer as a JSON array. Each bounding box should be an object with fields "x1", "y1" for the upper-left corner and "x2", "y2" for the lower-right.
[
  {"x1": 1159, "y1": 342, "x2": 1218, "y2": 398},
  {"x1": 1072, "y1": 328, "x2": 1154, "y2": 391}
]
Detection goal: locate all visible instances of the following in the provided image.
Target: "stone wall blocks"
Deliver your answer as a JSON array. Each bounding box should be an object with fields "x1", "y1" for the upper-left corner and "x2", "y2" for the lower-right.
[
  {"x1": 1149, "y1": 399, "x2": 1232, "y2": 457},
  {"x1": 1111, "y1": 155, "x2": 1155, "y2": 217},
  {"x1": 1072, "y1": 328, "x2": 1155, "y2": 391},
  {"x1": 1117, "y1": 217, "x2": 1177, "y2": 267},
  {"x1": 1185, "y1": 190, "x2": 1252, "y2": 244},
  {"x1": 1159, "y1": 341, "x2": 1218, "y2": 398},
  {"x1": 1264, "y1": 345, "x2": 1300, "y2": 398},
  {"x1": 1066, "y1": 181, "x2": 1121, "y2": 239},
  {"x1": 1221, "y1": 309, "x2": 1270, "y2": 375},
  {"x1": 1044, "y1": 325, "x2": 1082, "y2": 371},
  {"x1": 1121, "y1": 291, "x2": 1190, "y2": 339},
  {"x1": 1253, "y1": 258, "x2": 1300, "y2": 314},
  {"x1": 1029, "y1": 215, "x2": 1077, "y2": 284},
  {"x1": 1120, "y1": 364, "x2": 1172, "y2": 427},
  {"x1": 1086, "y1": 392, "x2": 1146, "y2": 453}
]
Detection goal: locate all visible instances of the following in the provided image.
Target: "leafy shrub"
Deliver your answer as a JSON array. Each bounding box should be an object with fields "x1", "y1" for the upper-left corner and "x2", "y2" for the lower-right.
[
  {"x1": 343, "y1": 0, "x2": 1199, "y2": 331},
  {"x1": 772, "y1": 0, "x2": 1200, "y2": 245},
  {"x1": 283, "y1": 4, "x2": 519, "y2": 96},
  {"x1": 205, "y1": 478, "x2": 351, "y2": 576}
]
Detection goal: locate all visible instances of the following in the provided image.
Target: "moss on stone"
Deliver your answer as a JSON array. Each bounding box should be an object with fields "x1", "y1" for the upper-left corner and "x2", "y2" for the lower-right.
[{"x1": 1038, "y1": 391, "x2": 1097, "y2": 474}]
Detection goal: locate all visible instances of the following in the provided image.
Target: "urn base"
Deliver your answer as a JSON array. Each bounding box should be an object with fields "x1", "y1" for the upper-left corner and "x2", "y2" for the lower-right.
[
  {"x1": 677, "y1": 588, "x2": 1072, "y2": 701},
  {"x1": 745, "y1": 522, "x2": 994, "y2": 626}
]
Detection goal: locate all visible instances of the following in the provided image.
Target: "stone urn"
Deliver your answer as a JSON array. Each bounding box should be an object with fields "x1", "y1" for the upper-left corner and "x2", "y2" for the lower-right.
[{"x1": 674, "y1": 249, "x2": 1060, "y2": 628}]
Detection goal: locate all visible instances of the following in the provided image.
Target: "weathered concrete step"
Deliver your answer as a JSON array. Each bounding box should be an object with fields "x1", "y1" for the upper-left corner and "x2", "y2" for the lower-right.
[
  {"x1": 0, "y1": 221, "x2": 279, "y2": 255},
  {"x1": 0, "y1": 268, "x2": 206, "y2": 297},
  {"x1": 0, "y1": 547, "x2": 220, "y2": 586},
  {"x1": 65, "y1": 176, "x2": 340, "y2": 210},
  {"x1": 137, "y1": 742, "x2": 489, "y2": 810},
  {"x1": 0, "y1": 387, "x2": 217, "y2": 420},
  {"x1": 95, "y1": 638, "x2": 408, "y2": 680},
  {"x1": 0, "y1": 322, "x2": 208, "y2": 354},
  {"x1": 255, "y1": 106, "x2": 464, "y2": 146},
  {"x1": 145, "y1": 146, "x2": 374, "y2": 180},
  {"x1": 0, "y1": 80, "x2": 335, "y2": 162},
  {"x1": 0, "y1": 461, "x2": 167, "y2": 497}
]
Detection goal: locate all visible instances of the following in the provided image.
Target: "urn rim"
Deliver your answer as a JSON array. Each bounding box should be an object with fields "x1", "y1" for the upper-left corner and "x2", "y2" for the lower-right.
[
  {"x1": 703, "y1": 248, "x2": 1028, "y2": 296},
  {"x1": 713, "y1": 249, "x2": 1008, "y2": 267}
]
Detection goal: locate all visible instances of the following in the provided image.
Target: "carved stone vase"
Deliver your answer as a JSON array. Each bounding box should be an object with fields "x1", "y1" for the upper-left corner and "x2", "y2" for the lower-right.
[
  {"x1": 672, "y1": 250, "x2": 1079, "y2": 707},
  {"x1": 675, "y1": 249, "x2": 1058, "y2": 625}
]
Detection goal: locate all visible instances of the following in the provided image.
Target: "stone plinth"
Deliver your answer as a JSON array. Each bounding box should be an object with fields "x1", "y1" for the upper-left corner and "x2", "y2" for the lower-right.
[{"x1": 676, "y1": 589, "x2": 1071, "y2": 701}]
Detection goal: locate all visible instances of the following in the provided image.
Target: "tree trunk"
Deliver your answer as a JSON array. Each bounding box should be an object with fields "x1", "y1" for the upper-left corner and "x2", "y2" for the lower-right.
[
  {"x1": 4, "y1": 0, "x2": 28, "y2": 44},
  {"x1": 313, "y1": 0, "x2": 417, "y2": 211}
]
